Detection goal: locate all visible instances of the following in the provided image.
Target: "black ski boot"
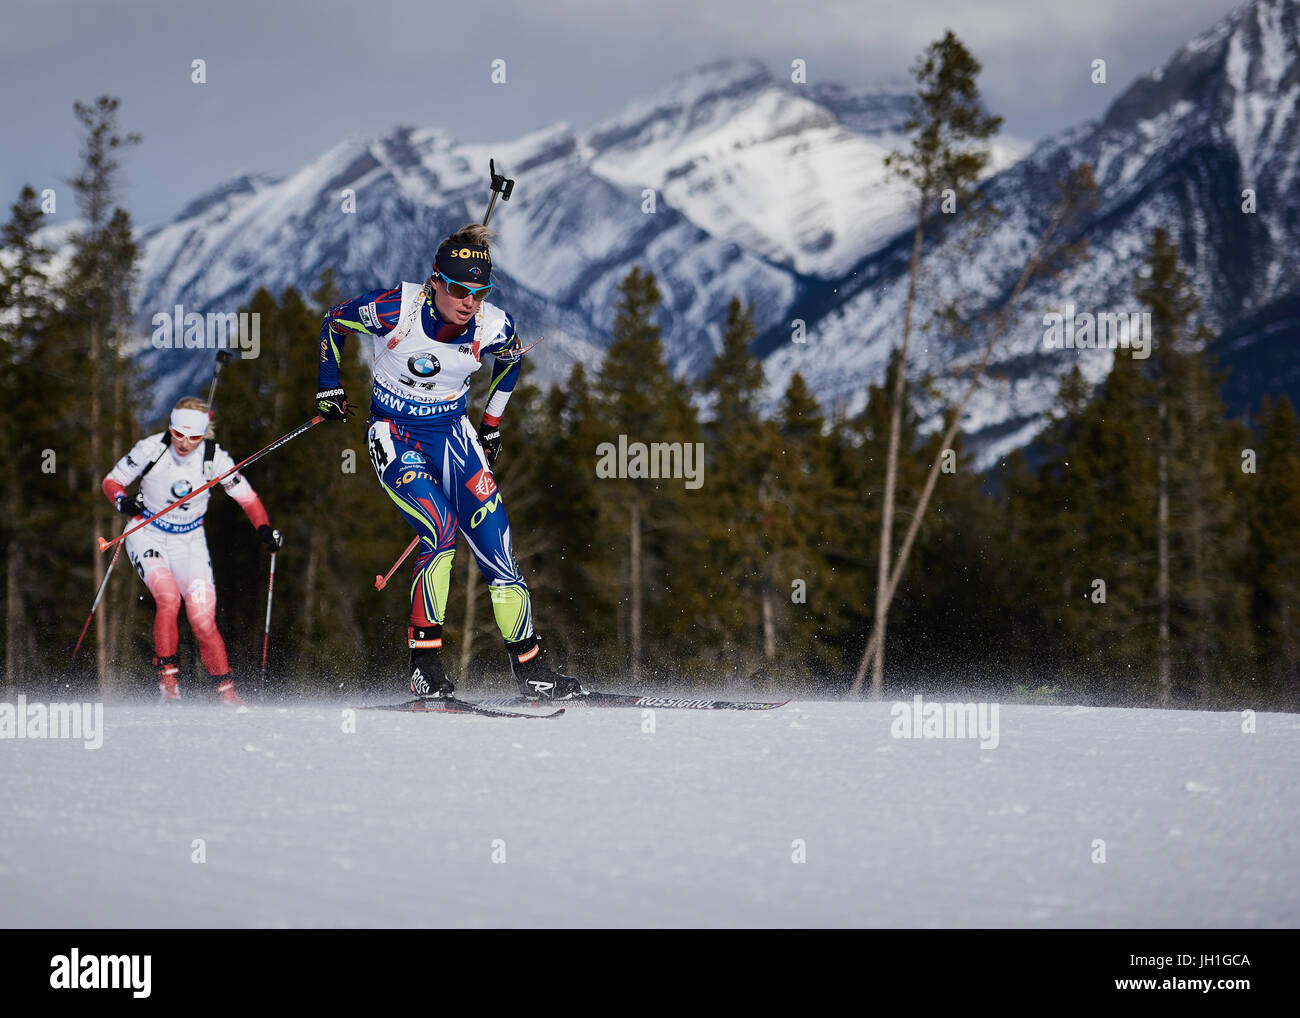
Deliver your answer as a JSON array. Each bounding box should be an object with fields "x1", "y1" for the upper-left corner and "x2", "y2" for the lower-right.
[
  {"x1": 408, "y1": 625, "x2": 455, "y2": 698},
  {"x1": 506, "y1": 635, "x2": 586, "y2": 700}
]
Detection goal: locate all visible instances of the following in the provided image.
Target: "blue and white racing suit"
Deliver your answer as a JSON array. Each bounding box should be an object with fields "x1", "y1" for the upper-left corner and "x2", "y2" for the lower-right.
[{"x1": 318, "y1": 281, "x2": 533, "y2": 641}]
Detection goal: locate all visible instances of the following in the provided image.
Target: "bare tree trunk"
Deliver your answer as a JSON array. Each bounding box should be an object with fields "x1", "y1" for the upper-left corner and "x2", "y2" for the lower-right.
[
  {"x1": 459, "y1": 558, "x2": 477, "y2": 677},
  {"x1": 1187, "y1": 371, "x2": 1211, "y2": 701},
  {"x1": 761, "y1": 582, "x2": 777, "y2": 661},
  {"x1": 629, "y1": 497, "x2": 641, "y2": 684},
  {"x1": 851, "y1": 190, "x2": 1081, "y2": 695},
  {"x1": 109, "y1": 336, "x2": 127, "y2": 675},
  {"x1": 302, "y1": 526, "x2": 321, "y2": 662},
  {"x1": 1157, "y1": 433, "x2": 1171, "y2": 706},
  {"x1": 871, "y1": 216, "x2": 927, "y2": 699},
  {"x1": 5, "y1": 481, "x2": 21, "y2": 691},
  {"x1": 273, "y1": 336, "x2": 288, "y2": 426},
  {"x1": 1191, "y1": 504, "x2": 1209, "y2": 700},
  {"x1": 89, "y1": 318, "x2": 110, "y2": 695}
]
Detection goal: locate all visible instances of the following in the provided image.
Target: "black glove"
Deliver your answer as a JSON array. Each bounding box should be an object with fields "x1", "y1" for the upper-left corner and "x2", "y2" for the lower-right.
[
  {"x1": 258, "y1": 525, "x2": 284, "y2": 551},
  {"x1": 316, "y1": 388, "x2": 350, "y2": 422},
  {"x1": 478, "y1": 420, "x2": 501, "y2": 469},
  {"x1": 115, "y1": 493, "x2": 146, "y2": 516}
]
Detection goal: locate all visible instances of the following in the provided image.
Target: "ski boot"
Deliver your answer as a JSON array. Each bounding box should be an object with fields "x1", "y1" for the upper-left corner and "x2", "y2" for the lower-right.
[
  {"x1": 213, "y1": 675, "x2": 245, "y2": 707},
  {"x1": 409, "y1": 625, "x2": 455, "y2": 699},
  {"x1": 155, "y1": 655, "x2": 181, "y2": 703},
  {"x1": 507, "y1": 635, "x2": 586, "y2": 700}
]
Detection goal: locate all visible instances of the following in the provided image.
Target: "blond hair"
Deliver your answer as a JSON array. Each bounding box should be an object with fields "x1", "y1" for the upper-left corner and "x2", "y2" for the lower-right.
[
  {"x1": 443, "y1": 223, "x2": 495, "y2": 250},
  {"x1": 172, "y1": 396, "x2": 215, "y2": 439},
  {"x1": 385, "y1": 223, "x2": 498, "y2": 350}
]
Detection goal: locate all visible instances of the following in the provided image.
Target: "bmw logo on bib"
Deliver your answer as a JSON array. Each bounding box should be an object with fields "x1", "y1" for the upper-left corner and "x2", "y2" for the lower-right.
[
  {"x1": 171, "y1": 479, "x2": 193, "y2": 499},
  {"x1": 408, "y1": 354, "x2": 440, "y2": 377}
]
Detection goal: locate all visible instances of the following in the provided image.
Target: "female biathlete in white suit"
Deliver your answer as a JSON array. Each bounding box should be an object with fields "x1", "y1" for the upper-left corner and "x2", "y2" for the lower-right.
[{"x1": 102, "y1": 397, "x2": 283, "y2": 704}]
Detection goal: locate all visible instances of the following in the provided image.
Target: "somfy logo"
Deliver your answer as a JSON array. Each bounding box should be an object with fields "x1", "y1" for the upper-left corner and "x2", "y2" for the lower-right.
[{"x1": 50, "y1": 949, "x2": 151, "y2": 998}]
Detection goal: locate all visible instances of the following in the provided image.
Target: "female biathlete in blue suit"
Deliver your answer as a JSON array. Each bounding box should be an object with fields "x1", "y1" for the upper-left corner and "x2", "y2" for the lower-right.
[{"x1": 314, "y1": 224, "x2": 584, "y2": 701}]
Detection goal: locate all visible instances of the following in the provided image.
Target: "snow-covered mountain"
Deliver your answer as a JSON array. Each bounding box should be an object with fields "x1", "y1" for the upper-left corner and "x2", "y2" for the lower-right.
[
  {"x1": 763, "y1": 0, "x2": 1300, "y2": 463},
  {"x1": 30, "y1": 3, "x2": 1300, "y2": 460},
  {"x1": 111, "y1": 56, "x2": 1019, "y2": 417}
]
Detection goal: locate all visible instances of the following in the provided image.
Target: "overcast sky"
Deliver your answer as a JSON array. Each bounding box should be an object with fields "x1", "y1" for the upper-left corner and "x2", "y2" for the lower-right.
[{"x1": 2, "y1": 0, "x2": 1241, "y2": 228}]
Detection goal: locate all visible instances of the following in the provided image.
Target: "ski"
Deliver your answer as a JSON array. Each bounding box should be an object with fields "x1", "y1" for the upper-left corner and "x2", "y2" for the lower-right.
[
  {"x1": 358, "y1": 696, "x2": 565, "y2": 719},
  {"x1": 475, "y1": 691, "x2": 791, "y2": 711}
]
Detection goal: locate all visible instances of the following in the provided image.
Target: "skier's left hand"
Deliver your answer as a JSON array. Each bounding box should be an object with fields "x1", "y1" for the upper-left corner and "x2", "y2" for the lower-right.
[
  {"x1": 478, "y1": 420, "x2": 501, "y2": 469},
  {"x1": 258, "y1": 525, "x2": 284, "y2": 551}
]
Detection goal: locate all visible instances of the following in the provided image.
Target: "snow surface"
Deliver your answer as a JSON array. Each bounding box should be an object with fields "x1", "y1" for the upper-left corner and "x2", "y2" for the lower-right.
[{"x1": 2, "y1": 698, "x2": 1296, "y2": 928}]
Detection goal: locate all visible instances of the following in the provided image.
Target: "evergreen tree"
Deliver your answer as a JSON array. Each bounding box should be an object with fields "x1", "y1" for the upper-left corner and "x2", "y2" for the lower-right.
[
  {"x1": 696, "y1": 298, "x2": 782, "y2": 679},
  {"x1": 59, "y1": 96, "x2": 141, "y2": 694},
  {"x1": 206, "y1": 284, "x2": 397, "y2": 694},
  {"x1": 515, "y1": 363, "x2": 609, "y2": 673},
  {"x1": 0, "y1": 187, "x2": 54, "y2": 689},
  {"x1": 999, "y1": 367, "x2": 1095, "y2": 681},
  {"x1": 767, "y1": 373, "x2": 841, "y2": 683},
  {"x1": 1065, "y1": 352, "x2": 1158, "y2": 699},
  {"x1": 594, "y1": 267, "x2": 705, "y2": 682},
  {"x1": 1136, "y1": 228, "x2": 1252, "y2": 704},
  {"x1": 1245, "y1": 396, "x2": 1300, "y2": 704},
  {"x1": 871, "y1": 29, "x2": 1003, "y2": 695}
]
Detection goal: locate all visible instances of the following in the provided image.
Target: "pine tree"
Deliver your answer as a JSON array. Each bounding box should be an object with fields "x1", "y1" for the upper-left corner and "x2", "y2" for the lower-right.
[
  {"x1": 515, "y1": 363, "x2": 609, "y2": 673},
  {"x1": 1136, "y1": 228, "x2": 1252, "y2": 704},
  {"x1": 61, "y1": 96, "x2": 141, "y2": 695},
  {"x1": 0, "y1": 187, "x2": 54, "y2": 689},
  {"x1": 767, "y1": 373, "x2": 840, "y2": 683},
  {"x1": 1246, "y1": 396, "x2": 1300, "y2": 703},
  {"x1": 1000, "y1": 366, "x2": 1095, "y2": 682},
  {"x1": 594, "y1": 268, "x2": 705, "y2": 683},
  {"x1": 205, "y1": 283, "x2": 399, "y2": 694},
  {"x1": 870, "y1": 30, "x2": 1003, "y2": 695},
  {"x1": 696, "y1": 298, "x2": 782, "y2": 678}
]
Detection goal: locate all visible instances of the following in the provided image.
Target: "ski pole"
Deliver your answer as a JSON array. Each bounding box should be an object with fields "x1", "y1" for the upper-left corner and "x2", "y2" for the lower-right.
[
  {"x1": 67, "y1": 528, "x2": 126, "y2": 672},
  {"x1": 205, "y1": 349, "x2": 233, "y2": 417},
  {"x1": 97, "y1": 416, "x2": 324, "y2": 551},
  {"x1": 259, "y1": 550, "x2": 276, "y2": 701},
  {"x1": 375, "y1": 536, "x2": 419, "y2": 590},
  {"x1": 482, "y1": 158, "x2": 514, "y2": 226}
]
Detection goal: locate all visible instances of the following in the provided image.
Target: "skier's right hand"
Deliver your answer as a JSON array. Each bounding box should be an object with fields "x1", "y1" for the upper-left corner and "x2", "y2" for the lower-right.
[
  {"x1": 316, "y1": 387, "x2": 350, "y2": 422},
  {"x1": 115, "y1": 493, "x2": 146, "y2": 516}
]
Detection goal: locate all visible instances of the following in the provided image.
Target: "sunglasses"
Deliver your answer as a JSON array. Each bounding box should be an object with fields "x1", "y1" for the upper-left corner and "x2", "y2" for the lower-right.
[
  {"x1": 170, "y1": 429, "x2": 203, "y2": 442},
  {"x1": 436, "y1": 272, "x2": 492, "y2": 302}
]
